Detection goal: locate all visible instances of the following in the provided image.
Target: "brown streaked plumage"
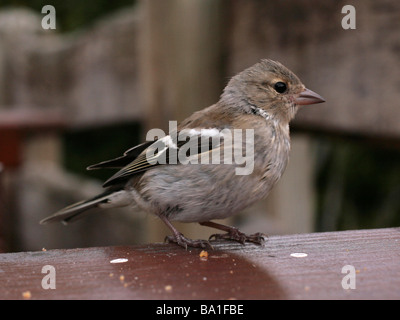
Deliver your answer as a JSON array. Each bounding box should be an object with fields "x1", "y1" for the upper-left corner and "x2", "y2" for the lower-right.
[{"x1": 40, "y1": 59, "x2": 325, "y2": 249}]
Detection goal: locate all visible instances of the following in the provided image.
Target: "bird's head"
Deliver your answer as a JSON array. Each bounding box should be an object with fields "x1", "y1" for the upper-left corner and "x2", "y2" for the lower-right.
[{"x1": 221, "y1": 59, "x2": 325, "y2": 123}]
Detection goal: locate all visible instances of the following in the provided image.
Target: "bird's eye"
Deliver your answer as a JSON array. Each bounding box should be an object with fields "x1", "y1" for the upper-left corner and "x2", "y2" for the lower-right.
[{"x1": 274, "y1": 82, "x2": 287, "y2": 94}]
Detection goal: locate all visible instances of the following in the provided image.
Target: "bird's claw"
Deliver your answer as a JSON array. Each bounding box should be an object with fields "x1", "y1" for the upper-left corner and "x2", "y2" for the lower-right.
[
  {"x1": 209, "y1": 229, "x2": 267, "y2": 245},
  {"x1": 165, "y1": 233, "x2": 214, "y2": 250}
]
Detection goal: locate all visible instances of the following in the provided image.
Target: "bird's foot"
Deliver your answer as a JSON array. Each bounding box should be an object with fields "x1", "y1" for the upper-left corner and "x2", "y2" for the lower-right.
[
  {"x1": 209, "y1": 228, "x2": 267, "y2": 245},
  {"x1": 165, "y1": 233, "x2": 214, "y2": 250}
]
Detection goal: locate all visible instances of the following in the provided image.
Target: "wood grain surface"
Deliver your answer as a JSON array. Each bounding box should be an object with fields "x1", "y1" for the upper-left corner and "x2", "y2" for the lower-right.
[{"x1": 0, "y1": 227, "x2": 399, "y2": 300}]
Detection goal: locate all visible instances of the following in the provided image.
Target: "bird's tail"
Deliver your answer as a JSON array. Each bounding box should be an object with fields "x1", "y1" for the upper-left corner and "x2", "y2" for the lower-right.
[{"x1": 40, "y1": 188, "x2": 132, "y2": 225}]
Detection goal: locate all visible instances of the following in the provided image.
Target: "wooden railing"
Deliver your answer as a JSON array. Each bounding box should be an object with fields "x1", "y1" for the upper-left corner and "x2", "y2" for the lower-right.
[{"x1": 0, "y1": 227, "x2": 399, "y2": 299}]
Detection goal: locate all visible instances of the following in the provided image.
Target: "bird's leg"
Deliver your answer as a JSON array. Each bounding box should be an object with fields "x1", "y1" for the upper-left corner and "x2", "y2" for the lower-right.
[
  {"x1": 159, "y1": 215, "x2": 213, "y2": 250},
  {"x1": 199, "y1": 221, "x2": 267, "y2": 245}
]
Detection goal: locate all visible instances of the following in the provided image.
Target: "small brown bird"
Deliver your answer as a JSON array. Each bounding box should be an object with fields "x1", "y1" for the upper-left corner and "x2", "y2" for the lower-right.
[{"x1": 41, "y1": 59, "x2": 325, "y2": 249}]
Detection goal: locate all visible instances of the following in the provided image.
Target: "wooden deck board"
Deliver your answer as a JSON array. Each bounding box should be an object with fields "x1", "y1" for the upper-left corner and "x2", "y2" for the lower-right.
[{"x1": 0, "y1": 227, "x2": 399, "y2": 300}]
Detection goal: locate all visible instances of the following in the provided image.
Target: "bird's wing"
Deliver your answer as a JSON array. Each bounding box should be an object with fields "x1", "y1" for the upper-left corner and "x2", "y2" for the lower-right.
[
  {"x1": 87, "y1": 141, "x2": 154, "y2": 170},
  {"x1": 102, "y1": 129, "x2": 226, "y2": 187}
]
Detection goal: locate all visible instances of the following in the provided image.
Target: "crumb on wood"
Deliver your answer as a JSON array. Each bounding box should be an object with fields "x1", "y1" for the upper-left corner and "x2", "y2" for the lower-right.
[
  {"x1": 164, "y1": 285, "x2": 172, "y2": 292},
  {"x1": 199, "y1": 250, "x2": 208, "y2": 260}
]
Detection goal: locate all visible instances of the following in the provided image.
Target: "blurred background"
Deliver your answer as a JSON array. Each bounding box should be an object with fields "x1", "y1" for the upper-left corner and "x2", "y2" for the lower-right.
[{"x1": 0, "y1": 0, "x2": 399, "y2": 253}]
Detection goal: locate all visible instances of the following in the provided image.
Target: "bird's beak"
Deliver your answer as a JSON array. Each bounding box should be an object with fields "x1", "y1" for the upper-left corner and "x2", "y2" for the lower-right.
[{"x1": 294, "y1": 88, "x2": 325, "y2": 106}]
